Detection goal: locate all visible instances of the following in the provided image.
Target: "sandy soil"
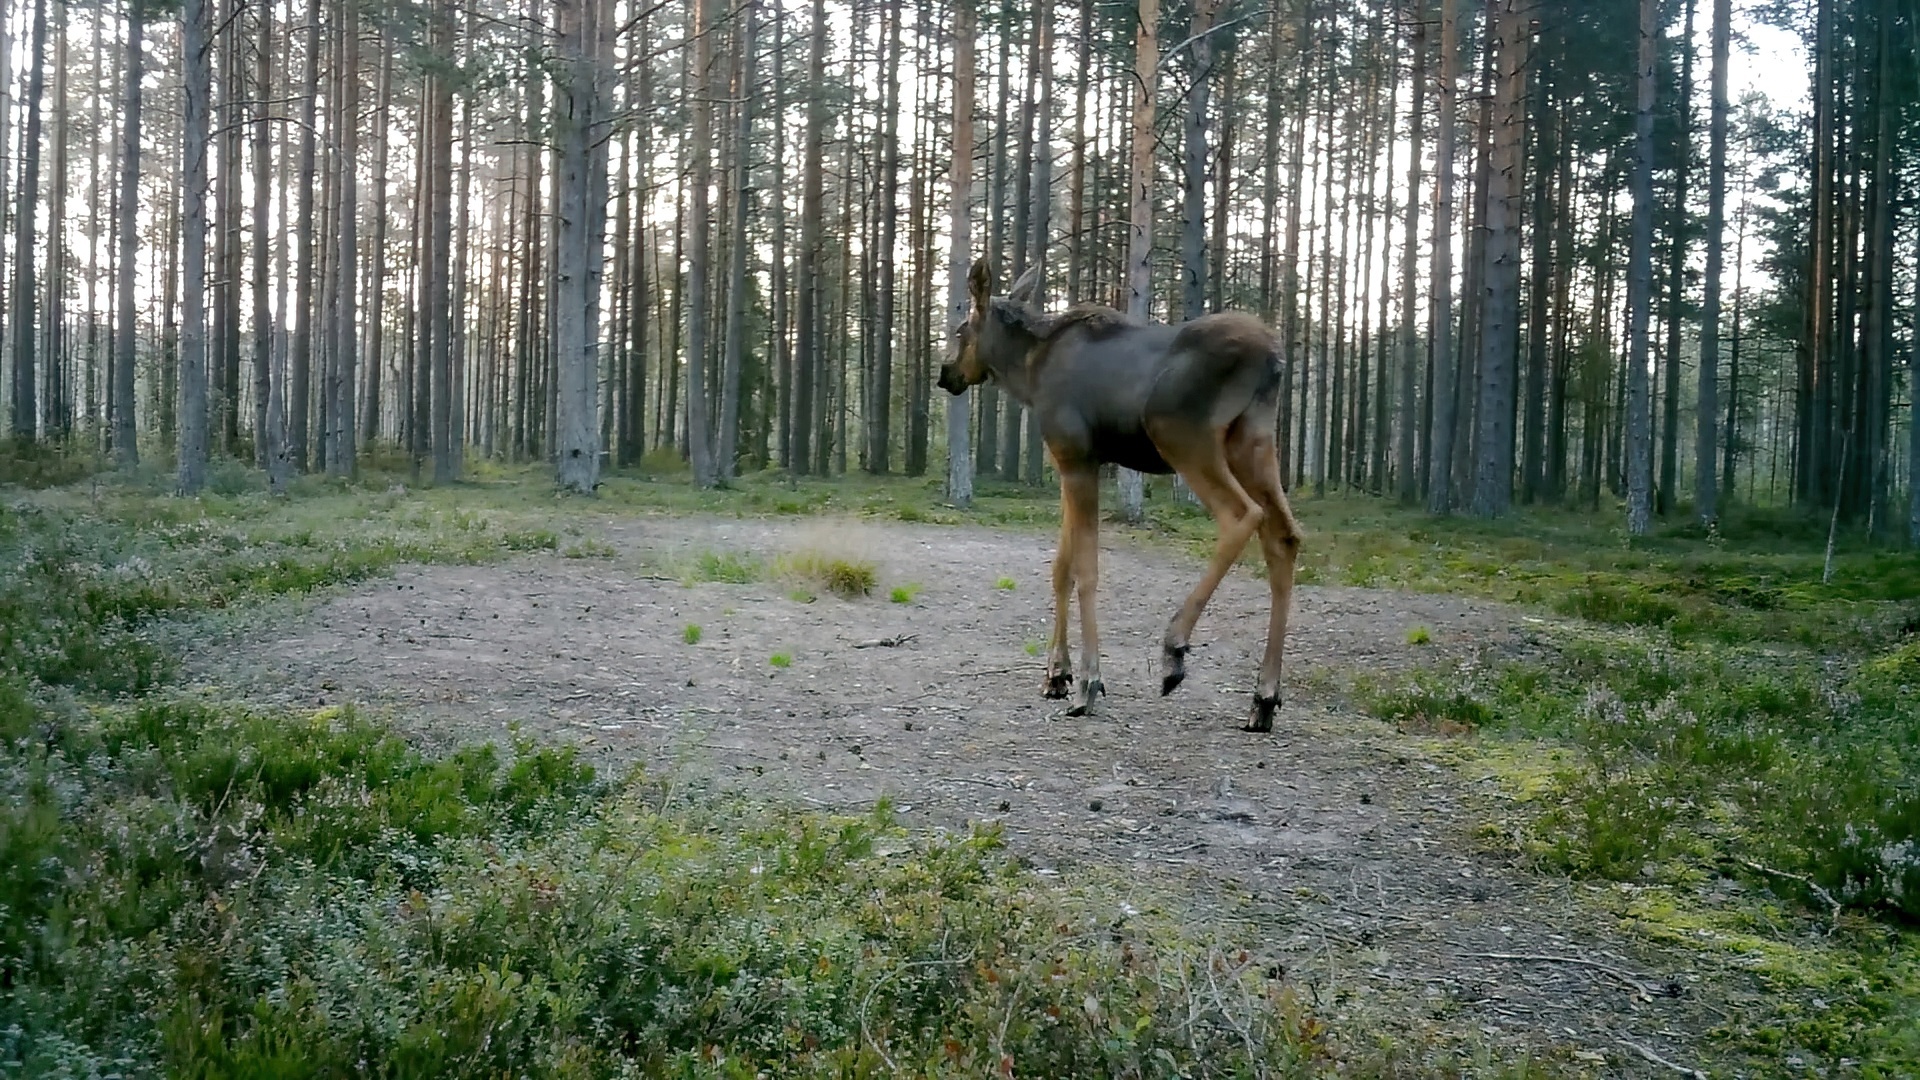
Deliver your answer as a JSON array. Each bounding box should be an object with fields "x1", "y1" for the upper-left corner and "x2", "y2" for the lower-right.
[{"x1": 188, "y1": 513, "x2": 1732, "y2": 1072}]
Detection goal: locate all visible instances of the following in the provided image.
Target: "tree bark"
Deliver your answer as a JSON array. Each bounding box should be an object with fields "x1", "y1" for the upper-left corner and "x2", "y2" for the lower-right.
[
  {"x1": 1397, "y1": 4, "x2": 1428, "y2": 503},
  {"x1": 682, "y1": 0, "x2": 717, "y2": 486},
  {"x1": 288, "y1": 0, "x2": 319, "y2": 470},
  {"x1": 428, "y1": 0, "x2": 455, "y2": 483},
  {"x1": 1179, "y1": 0, "x2": 1219, "y2": 323},
  {"x1": 792, "y1": 0, "x2": 826, "y2": 475},
  {"x1": 330, "y1": 0, "x2": 359, "y2": 476},
  {"x1": 1023, "y1": 0, "x2": 1051, "y2": 485},
  {"x1": 946, "y1": 0, "x2": 975, "y2": 507},
  {"x1": 362, "y1": 48, "x2": 392, "y2": 451},
  {"x1": 1625, "y1": 0, "x2": 1657, "y2": 535},
  {"x1": 178, "y1": 0, "x2": 211, "y2": 492},
  {"x1": 1425, "y1": 0, "x2": 1458, "y2": 514},
  {"x1": 1120, "y1": 0, "x2": 1159, "y2": 522},
  {"x1": 1695, "y1": 0, "x2": 1728, "y2": 522},
  {"x1": 1658, "y1": 0, "x2": 1695, "y2": 514},
  {"x1": 1909, "y1": 220, "x2": 1919, "y2": 546},
  {"x1": 866, "y1": 0, "x2": 898, "y2": 474},
  {"x1": 553, "y1": 0, "x2": 605, "y2": 491},
  {"x1": 9, "y1": 0, "x2": 46, "y2": 440},
  {"x1": 1470, "y1": 0, "x2": 1526, "y2": 517},
  {"x1": 254, "y1": 0, "x2": 287, "y2": 487},
  {"x1": 216, "y1": 0, "x2": 243, "y2": 457},
  {"x1": 110, "y1": 2, "x2": 143, "y2": 466},
  {"x1": 719, "y1": 0, "x2": 757, "y2": 479}
]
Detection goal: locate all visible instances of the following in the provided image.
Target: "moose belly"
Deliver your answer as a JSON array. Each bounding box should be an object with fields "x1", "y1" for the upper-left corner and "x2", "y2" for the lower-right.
[{"x1": 1087, "y1": 428, "x2": 1174, "y2": 474}]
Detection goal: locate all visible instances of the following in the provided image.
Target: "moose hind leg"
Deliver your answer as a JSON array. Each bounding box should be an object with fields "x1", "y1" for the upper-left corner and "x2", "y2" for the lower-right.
[
  {"x1": 1063, "y1": 469, "x2": 1105, "y2": 716},
  {"x1": 1157, "y1": 435, "x2": 1263, "y2": 697},
  {"x1": 1229, "y1": 427, "x2": 1300, "y2": 733}
]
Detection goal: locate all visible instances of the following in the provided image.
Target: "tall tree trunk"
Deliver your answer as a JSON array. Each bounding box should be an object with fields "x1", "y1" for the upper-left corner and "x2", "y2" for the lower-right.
[
  {"x1": 83, "y1": 4, "x2": 102, "y2": 445},
  {"x1": 1119, "y1": 0, "x2": 1159, "y2": 522},
  {"x1": 866, "y1": 0, "x2": 899, "y2": 474},
  {"x1": 1425, "y1": 0, "x2": 1458, "y2": 514},
  {"x1": 1695, "y1": 0, "x2": 1728, "y2": 522},
  {"x1": 1067, "y1": 0, "x2": 1091, "y2": 305},
  {"x1": 719, "y1": 0, "x2": 757, "y2": 480},
  {"x1": 1798, "y1": 0, "x2": 1832, "y2": 508},
  {"x1": 110, "y1": 3, "x2": 143, "y2": 466},
  {"x1": 1625, "y1": 0, "x2": 1657, "y2": 535},
  {"x1": 362, "y1": 49, "x2": 391, "y2": 450},
  {"x1": 946, "y1": 0, "x2": 975, "y2": 507},
  {"x1": 769, "y1": 3, "x2": 788, "y2": 469},
  {"x1": 1520, "y1": 50, "x2": 1550, "y2": 503},
  {"x1": 428, "y1": 0, "x2": 455, "y2": 483},
  {"x1": 253, "y1": 0, "x2": 286, "y2": 487},
  {"x1": 9, "y1": 0, "x2": 46, "y2": 440},
  {"x1": 977, "y1": 7, "x2": 1007, "y2": 478},
  {"x1": 1858, "y1": 8, "x2": 1894, "y2": 533},
  {"x1": 682, "y1": 0, "x2": 717, "y2": 486},
  {"x1": 178, "y1": 0, "x2": 211, "y2": 492},
  {"x1": 1210, "y1": 52, "x2": 1234, "y2": 316},
  {"x1": 1909, "y1": 221, "x2": 1919, "y2": 546},
  {"x1": 330, "y1": 0, "x2": 359, "y2": 476},
  {"x1": 1281, "y1": 6, "x2": 1310, "y2": 489},
  {"x1": 1470, "y1": 0, "x2": 1526, "y2": 517},
  {"x1": 792, "y1": 0, "x2": 826, "y2": 474},
  {"x1": 1397, "y1": 6, "x2": 1427, "y2": 505},
  {"x1": 1001, "y1": 7, "x2": 1034, "y2": 483},
  {"x1": 43, "y1": 0, "x2": 66, "y2": 439},
  {"x1": 289, "y1": 0, "x2": 319, "y2": 470},
  {"x1": 553, "y1": 0, "x2": 605, "y2": 491},
  {"x1": 1657, "y1": 0, "x2": 1694, "y2": 514},
  {"x1": 1179, "y1": 0, "x2": 1218, "y2": 323},
  {"x1": 1023, "y1": 0, "x2": 1051, "y2": 485},
  {"x1": 216, "y1": 0, "x2": 242, "y2": 457}
]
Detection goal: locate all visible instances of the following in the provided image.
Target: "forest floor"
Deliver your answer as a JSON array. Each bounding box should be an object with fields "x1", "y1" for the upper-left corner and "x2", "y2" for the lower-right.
[{"x1": 189, "y1": 506, "x2": 1760, "y2": 1073}]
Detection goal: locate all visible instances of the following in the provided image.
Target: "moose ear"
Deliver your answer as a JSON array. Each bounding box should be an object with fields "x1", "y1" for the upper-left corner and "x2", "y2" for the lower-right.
[
  {"x1": 1007, "y1": 266, "x2": 1039, "y2": 304},
  {"x1": 968, "y1": 259, "x2": 993, "y2": 310}
]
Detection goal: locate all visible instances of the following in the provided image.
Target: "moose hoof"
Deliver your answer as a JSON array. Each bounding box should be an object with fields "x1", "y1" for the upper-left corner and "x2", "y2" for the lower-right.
[
  {"x1": 1065, "y1": 678, "x2": 1105, "y2": 717},
  {"x1": 1159, "y1": 644, "x2": 1190, "y2": 697},
  {"x1": 1243, "y1": 693, "x2": 1282, "y2": 734},
  {"x1": 1043, "y1": 669, "x2": 1073, "y2": 699}
]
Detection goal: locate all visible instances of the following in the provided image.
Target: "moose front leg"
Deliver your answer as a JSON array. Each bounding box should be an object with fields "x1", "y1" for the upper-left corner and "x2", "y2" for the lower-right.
[{"x1": 1044, "y1": 510, "x2": 1075, "y2": 699}]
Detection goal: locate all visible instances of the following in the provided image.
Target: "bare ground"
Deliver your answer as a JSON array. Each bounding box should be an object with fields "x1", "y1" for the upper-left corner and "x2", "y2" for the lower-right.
[{"x1": 187, "y1": 514, "x2": 1737, "y2": 1073}]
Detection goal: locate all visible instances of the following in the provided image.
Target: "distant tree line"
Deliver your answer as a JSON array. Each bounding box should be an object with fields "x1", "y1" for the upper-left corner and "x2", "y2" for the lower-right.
[{"x1": 0, "y1": 0, "x2": 1913, "y2": 542}]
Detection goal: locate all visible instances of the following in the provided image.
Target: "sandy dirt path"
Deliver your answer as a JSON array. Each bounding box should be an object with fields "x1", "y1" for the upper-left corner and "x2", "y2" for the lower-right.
[{"x1": 189, "y1": 514, "x2": 1727, "y2": 1072}]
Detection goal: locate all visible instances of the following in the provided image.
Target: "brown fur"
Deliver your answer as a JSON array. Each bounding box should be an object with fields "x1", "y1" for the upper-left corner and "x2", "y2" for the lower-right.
[{"x1": 939, "y1": 259, "x2": 1302, "y2": 733}]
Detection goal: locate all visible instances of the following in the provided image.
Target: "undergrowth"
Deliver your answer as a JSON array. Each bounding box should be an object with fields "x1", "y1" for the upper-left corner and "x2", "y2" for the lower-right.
[{"x1": 0, "y1": 471, "x2": 1524, "y2": 1076}]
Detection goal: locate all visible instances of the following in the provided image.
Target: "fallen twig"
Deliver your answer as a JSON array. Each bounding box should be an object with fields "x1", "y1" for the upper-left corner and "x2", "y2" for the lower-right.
[
  {"x1": 1618, "y1": 1039, "x2": 1707, "y2": 1079},
  {"x1": 852, "y1": 633, "x2": 917, "y2": 649},
  {"x1": 1731, "y1": 856, "x2": 1844, "y2": 932},
  {"x1": 1460, "y1": 951, "x2": 1667, "y2": 1000},
  {"x1": 941, "y1": 665, "x2": 1039, "y2": 677}
]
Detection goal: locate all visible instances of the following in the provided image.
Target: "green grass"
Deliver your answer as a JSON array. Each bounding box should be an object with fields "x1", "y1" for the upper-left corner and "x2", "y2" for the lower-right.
[
  {"x1": 688, "y1": 548, "x2": 761, "y2": 584},
  {"x1": 995, "y1": 576, "x2": 1017, "y2": 591},
  {"x1": 8, "y1": 459, "x2": 1916, "y2": 1075},
  {"x1": 889, "y1": 583, "x2": 920, "y2": 604},
  {"x1": 9, "y1": 468, "x2": 1546, "y2": 1076},
  {"x1": 1405, "y1": 625, "x2": 1432, "y2": 645},
  {"x1": 769, "y1": 651, "x2": 792, "y2": 668},
  {"x1": 775, "y1": 551, "x2": 878, "y2": 598},
  {"x1": 683, "y1": 623, "x2": 702, "y2": 645}
]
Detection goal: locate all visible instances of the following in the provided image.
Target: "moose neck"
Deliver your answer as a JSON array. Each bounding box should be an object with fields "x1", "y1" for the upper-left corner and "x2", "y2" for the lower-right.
[{"x1": 982, "y1": 302, "x2": 1043, "y2": 406}]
